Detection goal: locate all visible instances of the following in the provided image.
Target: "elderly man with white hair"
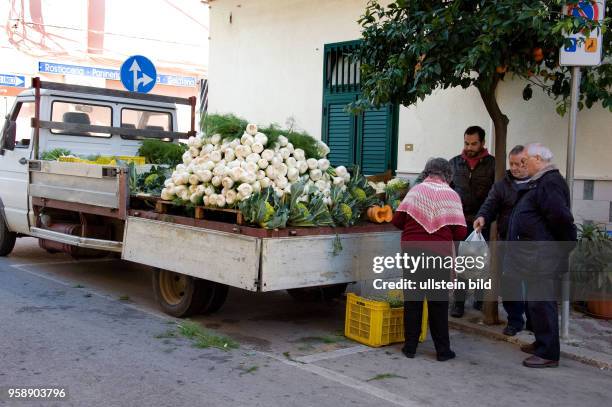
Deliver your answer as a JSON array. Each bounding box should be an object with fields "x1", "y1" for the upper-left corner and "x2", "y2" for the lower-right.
[{"x1": 504, "y1": 143, "x2": 577, "y2": 368}]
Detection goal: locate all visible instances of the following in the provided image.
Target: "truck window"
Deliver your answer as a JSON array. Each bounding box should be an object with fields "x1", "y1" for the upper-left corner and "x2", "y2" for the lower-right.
[
  {"x1": 51, "y1": 101, "x2": 112, "y2": 138},
  {"x1": 120, "y1": 108, "x2": 172, "y2": 140},
  {"x1": 13, "y1": 101, "x2": 35, "y2": 148}
]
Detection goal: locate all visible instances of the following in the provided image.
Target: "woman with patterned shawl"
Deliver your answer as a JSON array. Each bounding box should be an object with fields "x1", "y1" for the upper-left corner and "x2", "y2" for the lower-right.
[{"x1": 392, "y1": 158, "x2": 467, "y2": 361}]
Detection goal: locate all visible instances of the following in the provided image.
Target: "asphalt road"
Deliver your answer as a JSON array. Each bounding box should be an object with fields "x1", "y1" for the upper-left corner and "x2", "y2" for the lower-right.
[{"x1": 1, "y1": 238, "x2": 611, "y2": 407}]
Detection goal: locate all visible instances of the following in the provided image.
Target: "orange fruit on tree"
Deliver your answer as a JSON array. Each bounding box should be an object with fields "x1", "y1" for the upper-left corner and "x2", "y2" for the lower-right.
[{"x1": 532, "y1": 47, "x2": 544, "y2": 62}]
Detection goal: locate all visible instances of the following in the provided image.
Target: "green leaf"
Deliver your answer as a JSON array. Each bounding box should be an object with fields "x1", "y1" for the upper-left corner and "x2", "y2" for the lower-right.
[
  {"x1": 138, "y1": 140, "x2": 187, "y2": 167},
  {"x1": 354, "y1": 0, "x2": 611, "y2": 119}
]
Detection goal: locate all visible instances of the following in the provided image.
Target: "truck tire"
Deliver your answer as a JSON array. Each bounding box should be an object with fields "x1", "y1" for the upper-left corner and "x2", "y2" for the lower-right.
[
  {"x1": 152, "y1": 268, "x2": 214, "y2": 318},
  {"x1": 202, "y1": 283, "x2": 229, "y2": 314},
  {"x1": 0, "y1": 213, "x2": 17, "y2": 256},
  {"x1": 287, "y1": 283, "x2": 348, "y2": 302}
]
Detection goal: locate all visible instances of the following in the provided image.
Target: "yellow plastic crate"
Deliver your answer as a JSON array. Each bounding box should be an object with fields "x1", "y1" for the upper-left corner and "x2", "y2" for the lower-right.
[
  {"x1": 57, "y1": 156, "x2": 81, "y2": 163},
  {"x1": 93, "y1": 157, "x2": 116, "y2": 165},
  {"x1": 345, "y1": 293, "x2": 428, "y2": 347},
  {"x1": 57, "y1": 155, "x2": 144, "y2": 165},
  {"x1": 116, "y1": 156, "x2": 146, "y2": 165},
  {"x1": 58, "y1": 156, "x2": 116, "y2": 166}
]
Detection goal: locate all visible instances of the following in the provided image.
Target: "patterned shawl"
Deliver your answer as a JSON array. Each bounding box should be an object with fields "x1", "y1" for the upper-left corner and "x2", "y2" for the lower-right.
[{"x1": 397, "y1": 176, "x2": 466, "y2": 233}]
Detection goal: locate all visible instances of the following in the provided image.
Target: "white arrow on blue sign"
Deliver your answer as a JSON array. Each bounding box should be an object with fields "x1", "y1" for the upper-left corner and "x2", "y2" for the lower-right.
[
  {"x1": 0, "y1": 74, "x2": 25, "y2": 88},
  {"x1": 120, "y1": 55, "x2": 157, "y2": 93}
]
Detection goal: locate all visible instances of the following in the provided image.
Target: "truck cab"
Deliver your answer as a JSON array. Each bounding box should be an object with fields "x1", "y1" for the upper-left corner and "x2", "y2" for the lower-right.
[{"x1": 0, "y1": 79, "x2": 194, "y2": 247}]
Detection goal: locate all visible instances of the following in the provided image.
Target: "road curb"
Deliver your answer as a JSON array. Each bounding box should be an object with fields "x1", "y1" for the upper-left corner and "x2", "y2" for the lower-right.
[{"x1": 448, "y1": 317, "x2": 612, "y2": 371}]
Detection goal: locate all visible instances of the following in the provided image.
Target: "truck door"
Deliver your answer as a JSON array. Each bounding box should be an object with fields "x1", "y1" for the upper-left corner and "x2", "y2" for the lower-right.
[{"x1": 0, "y1": 100, "x2": 35, "y2": 234}]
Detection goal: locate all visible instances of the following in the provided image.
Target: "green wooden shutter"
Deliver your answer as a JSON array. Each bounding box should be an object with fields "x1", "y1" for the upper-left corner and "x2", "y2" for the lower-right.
[
  {"x1": 321, "y1": 40, "x2": 398, "y2": 175},
  {"x1": 323, "y1": 97, "x2": 355, "y2": 168},
  {"x1": 358, "y1": 106, "x2": 393, "y2": 174}
]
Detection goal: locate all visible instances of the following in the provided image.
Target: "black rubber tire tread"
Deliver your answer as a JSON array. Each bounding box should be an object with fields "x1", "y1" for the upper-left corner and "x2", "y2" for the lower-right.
[
  {"x1": 202, "y1": 283, "x2": 229, "y2": 314},
  {"x1": 0, "y1": 212, "x2": 17, "y2": 256}
]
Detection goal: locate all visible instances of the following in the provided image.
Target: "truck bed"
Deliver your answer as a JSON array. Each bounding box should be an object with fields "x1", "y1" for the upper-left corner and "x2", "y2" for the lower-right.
[
  {"x1": 28, "y1": 160, "x2": 402, "y2": 292},
  {"x1": 122, "y1": 215, "x2": 400, "y2": 292}
]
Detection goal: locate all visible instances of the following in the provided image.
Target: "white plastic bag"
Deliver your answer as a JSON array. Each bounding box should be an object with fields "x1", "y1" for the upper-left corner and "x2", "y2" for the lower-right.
[{"x1": 457, "y1": 230, "x2": 490, "y2": 281}]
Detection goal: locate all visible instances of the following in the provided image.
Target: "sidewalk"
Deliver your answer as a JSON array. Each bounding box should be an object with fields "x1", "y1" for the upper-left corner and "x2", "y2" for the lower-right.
[{"x1": 448, "y1": 304, "x2": 612, "y2": 370}]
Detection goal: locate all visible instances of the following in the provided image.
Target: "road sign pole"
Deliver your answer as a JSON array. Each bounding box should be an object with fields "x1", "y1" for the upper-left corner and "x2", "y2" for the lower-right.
[{"x1": 562, "y1": 65, "x2": 581, "y2": 339}]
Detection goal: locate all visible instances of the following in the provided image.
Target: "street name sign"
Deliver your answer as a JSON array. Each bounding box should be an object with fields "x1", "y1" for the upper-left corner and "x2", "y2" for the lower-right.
[{"x1": 38, "y1": 62, "x2": 196, "y2": 88}]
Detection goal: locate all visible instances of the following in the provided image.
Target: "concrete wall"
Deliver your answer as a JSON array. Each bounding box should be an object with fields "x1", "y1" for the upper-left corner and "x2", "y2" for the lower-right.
[
  {"x1": 573, "y1": 180, "x2": 612, "y2": 231},
  {"x1": 209, "y1": 0, "x2": 612, "y2": 213},
  {"x1": 208, "y1": 0, "x2": 369, "y2": 138}
]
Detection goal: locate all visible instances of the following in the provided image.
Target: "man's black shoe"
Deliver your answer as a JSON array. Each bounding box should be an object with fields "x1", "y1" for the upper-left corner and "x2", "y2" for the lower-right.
[{"x1": 450, "y1": 303, "x2": 464, "y2": 318}]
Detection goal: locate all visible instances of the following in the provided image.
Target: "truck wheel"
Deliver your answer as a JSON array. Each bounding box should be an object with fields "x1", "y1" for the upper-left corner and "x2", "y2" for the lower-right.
[
  {"x1": 153, "y1": 268, "x2": 213, "y2": 317},
  {"x1": 287, "y1": 283, "x2": 348, "y2": 302},
  {"x1": 0, "y1": 213, "x2": 17, "y2": 256},
  {"x1": 202, "y1": 283, "x2": 229, "y2": 314}
]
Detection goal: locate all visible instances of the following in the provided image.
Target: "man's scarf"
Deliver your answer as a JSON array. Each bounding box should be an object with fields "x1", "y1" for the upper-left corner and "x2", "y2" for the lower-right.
[
  {"x1": 461, "y1": 148, "x2": 490, "y2": 170},
  {"x1": 397, "y1": 176, "x2": 466, "y2": 233}
]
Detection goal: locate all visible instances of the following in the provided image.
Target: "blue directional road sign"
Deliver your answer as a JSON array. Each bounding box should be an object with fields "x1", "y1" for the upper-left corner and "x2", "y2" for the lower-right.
[
  {"x1": 0, "y1": 74, "x2": 25, "y2": 88},
  {"x1": 120, "y1": 55, "x2": 157, "y2": 93}
]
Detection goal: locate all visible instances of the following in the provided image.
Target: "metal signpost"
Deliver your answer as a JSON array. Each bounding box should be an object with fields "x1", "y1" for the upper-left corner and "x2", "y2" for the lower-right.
[{"x1": 559, "y1": 0, "x2": 605, "y2": 339}]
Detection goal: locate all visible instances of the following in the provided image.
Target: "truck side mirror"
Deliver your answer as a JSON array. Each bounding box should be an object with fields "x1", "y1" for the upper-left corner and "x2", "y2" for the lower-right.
[{"x1": 1, "y1": 121, "x2": 16, "y2": 151}]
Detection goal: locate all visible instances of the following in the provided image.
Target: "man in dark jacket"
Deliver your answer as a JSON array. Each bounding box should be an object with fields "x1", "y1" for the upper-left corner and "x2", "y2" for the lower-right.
[
  {"x1": 474, "y1": 145, "x2": 530, "y2": 336},
  {"x1": 449, "y1": 125, "x2": 495, "y2": 317},
  {"x1": 504, "y1": 143, "x2": 577, "y2": 368}
]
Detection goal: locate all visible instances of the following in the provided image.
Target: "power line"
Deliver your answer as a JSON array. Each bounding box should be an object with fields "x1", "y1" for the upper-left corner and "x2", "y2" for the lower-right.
[{"x1": 8, "y1": 19, "x2": 209, "y2": 49}]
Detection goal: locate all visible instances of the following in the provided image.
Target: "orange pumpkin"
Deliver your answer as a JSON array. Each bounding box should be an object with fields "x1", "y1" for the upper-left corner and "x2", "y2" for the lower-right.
[
  {"x1": 367, "y1": 206, "x2": 376, "y2": 220},
  {"x1": 367, "y1": 205, "x2": 382, "y2": 223},
  {"x1": 381, "y1": 205, "x2": 393, "y2": 222},
  {"x1": 367, "y1": 205, "x2": 393, "y2": 223}
]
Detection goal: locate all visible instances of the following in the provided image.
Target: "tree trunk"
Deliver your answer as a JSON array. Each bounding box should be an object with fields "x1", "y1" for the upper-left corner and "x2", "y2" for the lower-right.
[
  {"x1": 477, "y1": 78, "x2": 509, "y2": 325},
  {"x1": 478, "y1": 77, "x2": 509, "y2": 180}
]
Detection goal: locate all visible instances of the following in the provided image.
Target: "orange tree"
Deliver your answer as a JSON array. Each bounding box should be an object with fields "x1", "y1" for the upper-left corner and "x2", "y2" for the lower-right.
[{"x1": 353, "y1": 0, "x2": 611, "y2": 180}]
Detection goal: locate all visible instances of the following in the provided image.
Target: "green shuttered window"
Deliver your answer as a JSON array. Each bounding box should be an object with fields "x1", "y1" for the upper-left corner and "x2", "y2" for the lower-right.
[
  {"x1": 321, "y1": 41, "x2": 397, "y2": 175},
  {"x1": 325, "y1": 97, "x2": 355, "y2": 167}
]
